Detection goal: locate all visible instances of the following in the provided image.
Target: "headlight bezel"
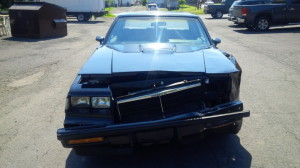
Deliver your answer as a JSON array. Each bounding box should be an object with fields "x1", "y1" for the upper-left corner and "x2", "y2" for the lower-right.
[
  {"x1": 70, "y1": 97, "x2": 91, "y2": 107},
  {"x1": 69, "y1": 96, "x2": 111, "y2": 109}
]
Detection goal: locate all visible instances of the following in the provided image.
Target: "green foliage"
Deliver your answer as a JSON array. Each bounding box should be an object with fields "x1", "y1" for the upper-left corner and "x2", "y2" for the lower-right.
[
  {"x1": 105, "y1": 0, "x2": 115, "y2": 7},
  {"x1": 142, "y1": 0, "x2": 148, "y2": 6},
  {"x1": 104, "y1": 7, "x2": 116, "y2": 17},
  {"x1": 179, "y1": 0, "x2": 186, "y2": 5},
  {"x1": 105, "y1": 7, "x2": 115, "y2": 12},
  {"x1": 170, "y1": 5, "x2": 204, "y2": 15},
  {"x1": 0, "y1": 0, "x2": 14, "y2": 9}
]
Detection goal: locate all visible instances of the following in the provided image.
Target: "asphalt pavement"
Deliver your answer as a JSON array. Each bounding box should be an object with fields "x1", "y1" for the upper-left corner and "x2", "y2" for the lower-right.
[{"x1": 0, "y1": 6, "x2": 299, "y2": 168}]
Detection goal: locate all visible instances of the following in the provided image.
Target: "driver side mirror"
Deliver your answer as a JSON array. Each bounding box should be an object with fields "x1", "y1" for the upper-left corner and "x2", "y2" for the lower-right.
[
  {"x1": 96, "y1": 36, "x2": 105, "y2": 44},
  {"x1": 212, "y1": 38, "x2": 221, "y2": 46}
]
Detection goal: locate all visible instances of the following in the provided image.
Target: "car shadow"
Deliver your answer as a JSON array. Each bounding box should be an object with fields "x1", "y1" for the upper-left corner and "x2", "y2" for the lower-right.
[
  {"x1": 67, "y1": 21, "x2": 106, "y2": 24},
  {"x1": 228, "y1": 24, "x2": 245, "y2": 28},
  {"x1": 233, "y1": 26, "x2": 300, "y2": 34},
  {"x1": 2, "y1": 36, "x2": 66, "y2": 42},
  {"x1": 204, "y1": 17, "x2": 229, "y2": 20},
  {"x1": 65, "y1": 134, "x2": 252, "y2": 168}
]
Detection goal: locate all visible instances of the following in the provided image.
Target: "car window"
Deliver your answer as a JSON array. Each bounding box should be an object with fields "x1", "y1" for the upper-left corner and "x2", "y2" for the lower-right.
[
  {"x1": 148, "y1": 4, "x2": 157, "y2": 7},
  {"x1": 106, "y1": 17, "x2": 210, "y2": 46},
  {"x1": 232, "y1": 1, "x2": 241, "y2": 6},
  {"x1": 230, "y1": 1, "x2": 240, "y2": 8}
]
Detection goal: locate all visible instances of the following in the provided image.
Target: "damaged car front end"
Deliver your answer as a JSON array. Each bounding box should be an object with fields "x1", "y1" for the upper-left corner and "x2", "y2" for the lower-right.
[{"x1": 57, "y1": 12, "x2": 250, "y2": 153}]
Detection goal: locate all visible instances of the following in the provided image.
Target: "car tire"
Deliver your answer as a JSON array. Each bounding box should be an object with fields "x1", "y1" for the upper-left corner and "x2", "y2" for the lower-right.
[
  {"x1": 245, "y1": 23, "x2": 254, "y2": 30},
  {"x1": 77, "y1": 14, "x2": 89, "y2": 22},
  {"x1": 255, "y1": 16, "x2": 270, "y2": 31},
  {"x1": 211, "y1": 14, "x2": 217, "y2": 18},
  {"x1": 215, "y1": 11, "x2": 223, "y2": 19}
]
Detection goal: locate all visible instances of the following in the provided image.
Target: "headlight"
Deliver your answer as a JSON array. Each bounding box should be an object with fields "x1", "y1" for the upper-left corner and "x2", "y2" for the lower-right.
[
  {"x1": 71, "y1": 97, "x2": 90, "y2": 107},
  {"x1": 92, "y1": 97, "x2": 110, "y2": 108}
]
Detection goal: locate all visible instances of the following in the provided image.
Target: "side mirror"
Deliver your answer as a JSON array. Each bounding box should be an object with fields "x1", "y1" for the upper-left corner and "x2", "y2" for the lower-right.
[
  {"x1": 96, "y1": 36, "x2": 105, "y2": 44},
  {"x1": 212, "y1": 38, "x2": 221, "y2": 46}
]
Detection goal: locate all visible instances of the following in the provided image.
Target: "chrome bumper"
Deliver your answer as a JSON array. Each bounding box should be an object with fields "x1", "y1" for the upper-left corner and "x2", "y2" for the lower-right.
[{"x1": 237, "y1": 18, "x2": 245, "y2": 24}]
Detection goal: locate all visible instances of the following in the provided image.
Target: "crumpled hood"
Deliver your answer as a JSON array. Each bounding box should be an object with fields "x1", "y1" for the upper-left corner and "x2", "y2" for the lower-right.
[{"x1": 78, "y1": 45, "x2": 238, "y2": 75}]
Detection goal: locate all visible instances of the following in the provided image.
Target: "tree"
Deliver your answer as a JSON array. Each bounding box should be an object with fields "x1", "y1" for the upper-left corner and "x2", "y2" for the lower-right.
[
  {"x1": 0, "y1": 0, "x2": 14, "y2": 9},
  {"x1": 179, "y1": 0, "x2": 186, "y2": 5},
  {"x1": 141, "y1": 0, "x2": 148, "y2": 6},
  {"x1": 105, "y1": 0, "x2": 115, "y2": 6}
]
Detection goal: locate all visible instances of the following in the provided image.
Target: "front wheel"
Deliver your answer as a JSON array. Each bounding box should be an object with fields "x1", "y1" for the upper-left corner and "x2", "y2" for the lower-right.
[
  {"x1": 215, "y1": 11, "x2": 223, "y2": 19},
  {"x1": 255, "y1": 16, "x2": 270, "y2": 31},
  {"x1": 77, "y1": 14, "x2": 85, "y2": 21},
  {"x1": 77, "y1": 14, "x2": 90, "y2": 22}
]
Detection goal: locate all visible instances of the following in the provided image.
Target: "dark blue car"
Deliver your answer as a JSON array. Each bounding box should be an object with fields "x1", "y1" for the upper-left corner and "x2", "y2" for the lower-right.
[{"x1": 57, "y1": 12, "x2": 250, "y2": 155}]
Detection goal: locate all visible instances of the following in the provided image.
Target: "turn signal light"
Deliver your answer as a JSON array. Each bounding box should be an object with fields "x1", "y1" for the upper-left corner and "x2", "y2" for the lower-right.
[
  {"x1": 242, "y1": 8, "x2": 248, "y2": 16},
  {"x1": 68, "y1": 137, "x2": 104, "y2": 145}
]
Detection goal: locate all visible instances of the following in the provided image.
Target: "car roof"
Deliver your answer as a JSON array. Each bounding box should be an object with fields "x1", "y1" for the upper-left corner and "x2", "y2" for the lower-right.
[{"x1": 117, "y1": 11, "x2": 199, "y2": 18}]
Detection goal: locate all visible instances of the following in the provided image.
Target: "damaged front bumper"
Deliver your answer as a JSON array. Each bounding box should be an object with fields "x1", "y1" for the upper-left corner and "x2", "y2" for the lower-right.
[{"x1": 57, "y1": 101, "x2": 250, "y2": 148}]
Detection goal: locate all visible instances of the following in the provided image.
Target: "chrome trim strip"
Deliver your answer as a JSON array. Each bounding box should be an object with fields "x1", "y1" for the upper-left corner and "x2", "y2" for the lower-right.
[
  {"x1": 117, "y1": 83, "x2": 201, "y2": 104},
  {"x1": 201, "y1": 111, "x2": 247, "y2": 119},
  {"x1": 158, "y1": 96, "x2": 165, "y2": 118}
]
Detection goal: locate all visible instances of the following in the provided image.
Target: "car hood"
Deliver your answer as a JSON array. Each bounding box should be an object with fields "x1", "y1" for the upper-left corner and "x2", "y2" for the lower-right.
[{"x1": 79, "y1": 45, "x2": 238, "y2": 75}]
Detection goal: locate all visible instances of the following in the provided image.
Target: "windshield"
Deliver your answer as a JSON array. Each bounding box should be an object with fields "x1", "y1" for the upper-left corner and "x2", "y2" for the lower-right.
[
  {"x1": 106, "y1": 17, "x2": 210, "y2": 47},
  {"x1": 148, "y1": 4, "x2": 157, "y2": 8},
  {"x1": 231, "y1": 1, "x2": 240, "y2": 6}
]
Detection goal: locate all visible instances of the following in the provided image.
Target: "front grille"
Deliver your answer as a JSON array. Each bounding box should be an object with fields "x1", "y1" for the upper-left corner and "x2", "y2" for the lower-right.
[
  {"x1": 117, "y1": 97, "x2": 163, "y2": 123},
  {"x1": 161, "y1": 87, "x2": 204, "y2": 117},
  {"x1": 116, "y1": 82, "x2": 204, "y2": 123}
]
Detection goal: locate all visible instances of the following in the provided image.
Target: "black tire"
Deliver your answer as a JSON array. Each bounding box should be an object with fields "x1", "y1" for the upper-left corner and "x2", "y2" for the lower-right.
[
  {"x1": 245, "y1": 23, "x2": 254, "y2": 30},
  {"x1": 211, "y1": 14, "x2": 217, "y2": 18},
  {"x1": 215, "y1": 11, "x2": 223, "y2": 19},
  {"x1": 255, "y1": 16, "x2": 270, "y2": 31},
  {"x1": 77, "y1": 14, "x2": 90, "y2": 22}
]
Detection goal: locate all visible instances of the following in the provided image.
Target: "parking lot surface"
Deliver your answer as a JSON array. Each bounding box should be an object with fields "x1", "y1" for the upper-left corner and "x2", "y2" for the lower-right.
[{"x1": 0, "y1": 7, "x2": 299, "y2": 168}]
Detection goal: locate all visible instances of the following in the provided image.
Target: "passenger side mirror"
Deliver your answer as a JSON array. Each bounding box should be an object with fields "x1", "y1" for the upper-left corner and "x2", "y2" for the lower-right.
[
  {"x1": 212, "y1": 38, "x2": 221, "y2": 46},
  {"x1": 96, "y1": 36, "x2": 105, "y2": 44}
]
